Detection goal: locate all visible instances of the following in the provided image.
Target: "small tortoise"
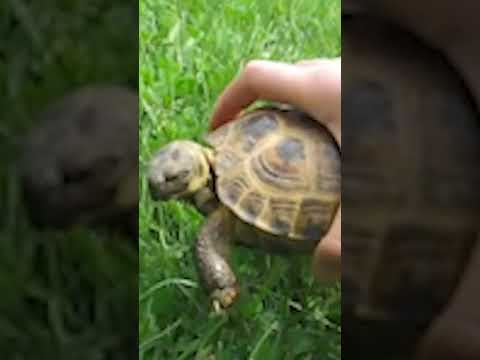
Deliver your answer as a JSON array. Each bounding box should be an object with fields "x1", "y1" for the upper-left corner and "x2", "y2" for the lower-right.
[
  {"x1": 21, "y1": 86, "x2": 139, "y2": 236},
  {"x1": 148, "y1": 106, "x2": 341, "y2": 310},
  {"x1": 342, "y1": 16, "x2": 480, "y2": 359}
]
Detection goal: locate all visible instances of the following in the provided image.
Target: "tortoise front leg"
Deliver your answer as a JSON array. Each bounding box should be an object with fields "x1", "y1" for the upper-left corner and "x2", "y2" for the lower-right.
[{"x1": 195, "y1": 206, "x2": 239, "y2": 312}]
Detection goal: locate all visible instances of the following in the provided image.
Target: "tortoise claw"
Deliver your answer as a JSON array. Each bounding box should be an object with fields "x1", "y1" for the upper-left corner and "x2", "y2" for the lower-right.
[
  {"x1": 211, "y1": 287, "x2": 239, "y2": 312},
  {"x1": 212, "y1": 299, "x2": 223, "y2": 314}
]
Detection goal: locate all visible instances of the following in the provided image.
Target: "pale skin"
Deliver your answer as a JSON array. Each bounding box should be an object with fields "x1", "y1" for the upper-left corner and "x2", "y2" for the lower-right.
[{"x1": 209, "y1": 59, "x2": 341, "y2": 282}]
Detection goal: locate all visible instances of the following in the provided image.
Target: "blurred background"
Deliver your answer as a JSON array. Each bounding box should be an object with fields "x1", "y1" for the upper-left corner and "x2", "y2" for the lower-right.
[
  {"x1": 342, "y1": 10, "x2": 480, "y2": 360},
  {"x1": 0, "y1": 1, "x2": 138, "y2": 358},
  {"x1": 139, "y1": 0, "x2": 340, "y2": 359}
]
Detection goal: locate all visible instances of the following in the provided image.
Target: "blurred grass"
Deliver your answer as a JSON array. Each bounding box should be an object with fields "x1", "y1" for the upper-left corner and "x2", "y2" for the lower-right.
[
  {"x1": 139, "y1": 1, "x2": 340, "y2": 359},
  {"x1": 0, "y1": 1, "x2": 138, "y2": 359}
]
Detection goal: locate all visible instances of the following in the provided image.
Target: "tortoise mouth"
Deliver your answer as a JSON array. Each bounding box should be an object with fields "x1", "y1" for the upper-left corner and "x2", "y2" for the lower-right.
[{"x1": 148, "y1": 178, "x2": 189, "y2": 201}]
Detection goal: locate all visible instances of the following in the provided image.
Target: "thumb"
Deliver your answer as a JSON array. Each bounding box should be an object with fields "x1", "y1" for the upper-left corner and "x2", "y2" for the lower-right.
[{"x1": 312, "y1": 206, "x2": 341, "y2": 282}]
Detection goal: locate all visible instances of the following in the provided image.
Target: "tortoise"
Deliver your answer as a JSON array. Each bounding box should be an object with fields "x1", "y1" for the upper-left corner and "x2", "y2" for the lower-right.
[
  {"x1": 147, "y1": 106, "x2": 341, "y2": 311},
  {"x1": 342, "y1": 15, "x2": 480, "y2": 359},
  {"x1": 20, "y1": 85, "x2": 139, "y2": 237}
]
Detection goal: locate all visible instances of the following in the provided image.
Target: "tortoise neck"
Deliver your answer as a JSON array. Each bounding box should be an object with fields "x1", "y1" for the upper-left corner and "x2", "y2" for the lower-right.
[
  {"x1": 192, "y1": 178, "x2": 219, "y2": 215},
  {"x1": 191, "y1": 148, "x2": 219, "y2": 215}
]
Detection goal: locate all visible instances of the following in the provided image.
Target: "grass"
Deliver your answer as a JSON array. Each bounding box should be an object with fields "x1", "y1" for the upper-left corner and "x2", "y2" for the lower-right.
[
  {"x1": 139, "y1": 1, "x2": 341, "y2": 359},
  {"x1": 0, "y1": 1, "x2": 138, "y2": 358}
]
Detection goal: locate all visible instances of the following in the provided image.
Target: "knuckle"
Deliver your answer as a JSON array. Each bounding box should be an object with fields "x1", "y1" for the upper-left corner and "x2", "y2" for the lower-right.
[{"x1": 243, "y1": 60, "x2": 265, "y2": 76}]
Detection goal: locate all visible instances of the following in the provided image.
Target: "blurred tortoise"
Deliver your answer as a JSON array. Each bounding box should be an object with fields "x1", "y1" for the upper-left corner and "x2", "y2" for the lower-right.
[
  {"x1": 342, "y1": 16, "x2": 480, "y2": 359},
  {"x1": 148, "y1": 106, "x2": 341, "y2": 311},
  {"x1": 20, "y1": 86, "x2": 139, "y2": 237}
]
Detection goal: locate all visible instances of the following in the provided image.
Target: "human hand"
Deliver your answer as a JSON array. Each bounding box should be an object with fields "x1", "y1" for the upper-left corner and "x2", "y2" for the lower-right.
[{"x1": 209, "y1": 58, "x2": 341, "y2": 282}]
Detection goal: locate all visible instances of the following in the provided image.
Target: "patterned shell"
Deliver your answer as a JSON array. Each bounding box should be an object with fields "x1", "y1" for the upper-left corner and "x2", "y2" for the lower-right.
[
  {"x1": 342, "y1": 17, "x2": 480, "y2": 358},
  {"x1": 205, "y1": 107, "x2": 341, "y2": 241}
]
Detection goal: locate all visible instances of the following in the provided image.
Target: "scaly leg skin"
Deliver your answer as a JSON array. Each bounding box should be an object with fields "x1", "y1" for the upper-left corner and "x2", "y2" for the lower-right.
[{"x1": 195, "y1": 207, "x2": 239, "y2": 313}]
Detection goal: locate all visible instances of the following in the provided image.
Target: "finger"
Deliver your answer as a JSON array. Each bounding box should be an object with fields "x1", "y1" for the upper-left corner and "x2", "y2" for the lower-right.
[
  {"x1": 312, "y1": 206, "x2": 341, "y2": 282},
  {"x1": 296, "y1": 57, "x2": 340, "y2": 67},
  {"x1": 210, "y1": 60, "x2": 308, "y2": 129},
  {"x1": 209, "y1": 59, "x2": 341, "y2": 148},
  {"x1": 300, "y1": 58, "x2": 341, "y2": 146},
  {"x1": 296, "y1": 59, "x2": 324, "y2": 67},
  {"x1": 230, "y1": 59, "x2": 341, "y2": 146},
  {"x1": 209, "y1": 60, "x2": 313, "y2": 130}
]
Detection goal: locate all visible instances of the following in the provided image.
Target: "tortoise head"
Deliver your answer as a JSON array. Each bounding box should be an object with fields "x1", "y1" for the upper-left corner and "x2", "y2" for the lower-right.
[{"x1": 147, "y1": 140, "x2": 212, "y2": 201}]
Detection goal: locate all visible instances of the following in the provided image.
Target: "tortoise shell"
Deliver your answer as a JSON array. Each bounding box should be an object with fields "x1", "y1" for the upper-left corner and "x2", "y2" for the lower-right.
[
  {"x1": 342, "y1": 16, "x2": 480, "y2": 358},
  {"x1": 205, "y1": 107, "x2": 341, "y2": 244}
]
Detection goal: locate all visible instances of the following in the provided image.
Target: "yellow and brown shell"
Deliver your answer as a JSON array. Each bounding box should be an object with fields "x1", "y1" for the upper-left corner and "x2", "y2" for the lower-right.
[{"x1": 205, "y1": 106, "x2": 341, "y2": 243}]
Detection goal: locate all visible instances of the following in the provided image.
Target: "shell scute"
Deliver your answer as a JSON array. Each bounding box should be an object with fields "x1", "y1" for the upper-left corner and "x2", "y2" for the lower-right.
[
  {"x1": 240, "y1": 112, "x2": 280, "y2": 152},
  {"x1": 237, "y1": 191, "x2": 265, "y2": 223},
  {"x1": 207, "y1": 107, "x2": 340, "y2": 241}
]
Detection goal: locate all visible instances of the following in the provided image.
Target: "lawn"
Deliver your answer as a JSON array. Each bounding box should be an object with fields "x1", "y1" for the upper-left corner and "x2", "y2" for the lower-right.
[
  {"x1": 139, "y1": 1, "x2": 341, "y2": 359},
  {"x1": 0, "y1": 2, "x2": 138, "y2": 358}
]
